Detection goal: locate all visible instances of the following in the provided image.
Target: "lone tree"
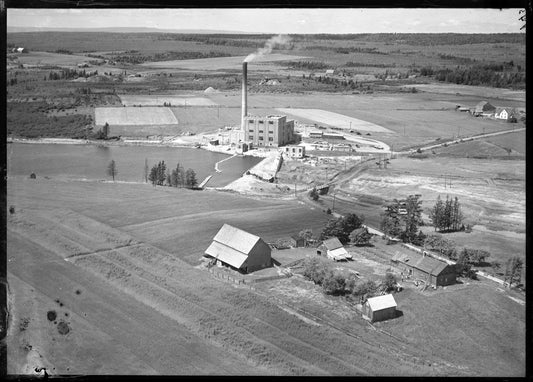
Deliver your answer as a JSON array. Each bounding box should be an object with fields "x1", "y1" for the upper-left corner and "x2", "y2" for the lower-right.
[
  {"x1": 504, "y1": 256, "x2": 524, "y2": 287},
  {"x1": 309, "y1": 187, "x2": 319, "y2": 201},
  {"x1": 107, "y1": 160, "x2": 117, "y2": 181}
]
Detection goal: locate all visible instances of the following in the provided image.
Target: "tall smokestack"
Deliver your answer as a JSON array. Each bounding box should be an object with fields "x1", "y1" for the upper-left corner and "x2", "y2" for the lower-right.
[{"x1": 241, "y1": 62, "x2": 247, "y2": 130}]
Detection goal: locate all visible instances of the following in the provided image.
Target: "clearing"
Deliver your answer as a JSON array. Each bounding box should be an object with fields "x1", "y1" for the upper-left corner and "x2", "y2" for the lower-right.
[
  {"x1": 119, "y1": 95, "x2": 218, "y2": 107},
  {"x1": 94, "y1": 107, "x2": 178, "y2": 126}
]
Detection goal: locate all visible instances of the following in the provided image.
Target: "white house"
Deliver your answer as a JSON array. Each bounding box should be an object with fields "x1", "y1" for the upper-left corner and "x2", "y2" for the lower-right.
[{"x1": 494, "y1": 107, "x2": 516, "y2": 121}]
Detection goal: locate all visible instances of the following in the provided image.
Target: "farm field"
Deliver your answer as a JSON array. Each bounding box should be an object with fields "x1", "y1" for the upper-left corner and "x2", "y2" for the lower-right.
[
  {"x1": 205, "y1": 92, "x2": 523, "y2": 149},
  {"x1": 276, "y1": 108, "x2": 392, "y2": 133},
  {"x1": 7, "y1": 176, "x2": 524, "y2": 376},
  {"x1": 140, "y1": 53, "x2": 308, "y2": 70},
  {"x1": 119, "y1": 94, "x2": 218, "y2": 106},
  {"x1": 94, "y1": 107, "x2": 178, "y2": 126},
  {"x1": 12, "y1": 51, "x2": 103, "y2": 67},
  {"x1": 407, "y1": 83, "x2": 525, "y2": 102}
]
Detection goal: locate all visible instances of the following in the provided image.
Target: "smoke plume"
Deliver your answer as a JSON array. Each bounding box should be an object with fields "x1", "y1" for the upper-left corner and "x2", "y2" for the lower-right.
[{"x1": 244, "y1": 34, "x2": 291, "y2": 63}]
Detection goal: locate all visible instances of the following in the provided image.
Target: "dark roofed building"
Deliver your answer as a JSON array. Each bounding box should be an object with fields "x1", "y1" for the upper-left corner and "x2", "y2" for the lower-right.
[
  {"x1": 391, "y1": 252, "x2": 456, "y2": 287},
  {"x1": 474, "y1": 101, "x2": 496, "y2": 116},
  {"x1": 204, "y1": 224, "x2": 272, "y2": 273},
  {"x1": 318, "y1": 237, "x2": 352, "y2": 261}
]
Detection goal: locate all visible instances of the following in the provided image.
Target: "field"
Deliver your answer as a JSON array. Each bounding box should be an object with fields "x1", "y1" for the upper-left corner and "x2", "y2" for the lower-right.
[
  {"x1": 332, "y1": 155, "x2": 525, "y2": 265},
  {"x1": 94, "y1": 107, "x2": 178, "y2": 126},
  {"x1": 140, "y1": 53, "x2": 309, "y2": 70},
  {"x1": 7, "y1": 176, "x2": 525, "y2": 376},
  {"x1": 13, "y1": 51, "x2": 104, "y2": 67},
  {"x1": 276, "y1": 108, "x2": 392, "y2": 132},
  {"x1": 119, "y1": 94, "x2": 218, "y2": 106}
]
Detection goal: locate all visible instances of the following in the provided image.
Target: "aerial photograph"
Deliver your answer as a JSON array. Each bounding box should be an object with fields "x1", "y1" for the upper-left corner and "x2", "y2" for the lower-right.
[{"x1": 4, "y1": 7, "x2": 525, "y2": 377}]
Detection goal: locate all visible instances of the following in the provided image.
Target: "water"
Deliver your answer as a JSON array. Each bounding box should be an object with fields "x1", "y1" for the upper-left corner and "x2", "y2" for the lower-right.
[{"x1": 7, "y1": 143, "x2": 262, "y2": 187}]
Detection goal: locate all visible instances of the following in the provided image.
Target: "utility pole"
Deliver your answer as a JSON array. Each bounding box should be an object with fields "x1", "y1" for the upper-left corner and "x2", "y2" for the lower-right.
[
  {"x1": 332, "y1": 193, "x2": 336, "y2": 213},
  {"x1": 325, "y1": 167, "x2": 328, "y2": 183},
  {"x1": 294, "y1": 181, "x2": 297, "y2": 197}
]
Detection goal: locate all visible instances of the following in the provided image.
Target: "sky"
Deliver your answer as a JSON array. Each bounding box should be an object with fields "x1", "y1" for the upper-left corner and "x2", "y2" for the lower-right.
[{"x1": 7, "y1": 8, "x2": 524, "y2": 34}]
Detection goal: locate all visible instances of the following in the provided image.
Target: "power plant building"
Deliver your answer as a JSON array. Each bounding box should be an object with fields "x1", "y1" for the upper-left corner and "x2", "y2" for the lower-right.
[{"x1": 243, "y1": 115, "x2": 294, "y2": 147}]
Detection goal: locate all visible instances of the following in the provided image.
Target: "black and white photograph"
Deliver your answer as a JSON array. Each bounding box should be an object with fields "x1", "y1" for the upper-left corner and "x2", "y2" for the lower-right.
[{"x1": 4, "y1": 5, "x2": 526, "y2": 377}]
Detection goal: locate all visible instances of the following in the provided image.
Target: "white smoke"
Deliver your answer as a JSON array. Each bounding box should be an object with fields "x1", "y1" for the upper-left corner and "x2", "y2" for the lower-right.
[{"x1": 244, "y1": 34, "x2": 292, "y2": 63}]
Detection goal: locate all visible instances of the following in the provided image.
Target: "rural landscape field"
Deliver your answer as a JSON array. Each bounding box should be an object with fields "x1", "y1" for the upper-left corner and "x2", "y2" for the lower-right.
[{"x1": 5, "y1": 9, "x2": 526, "y2": 377}]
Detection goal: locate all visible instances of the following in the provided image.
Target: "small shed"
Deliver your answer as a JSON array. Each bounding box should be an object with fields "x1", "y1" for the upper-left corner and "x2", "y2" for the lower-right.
[
  {"x1": 362, "y1": 294, "x2": 397, "y2": 323},
  {"x1": 317, "y1": 237, "x2": 351, "y2": 261},
  {"x1": 289, "y1": 234, "x2": 305, "y2": 248},
  {"x1": 204, "y1": 224, "x2": 272, "y2": 273}
]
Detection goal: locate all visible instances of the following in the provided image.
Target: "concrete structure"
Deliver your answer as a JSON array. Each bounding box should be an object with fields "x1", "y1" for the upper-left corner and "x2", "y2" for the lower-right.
[
  {"x1": 391, "y1": 252, "x2": 456, "y2": 287},
  {"x1": 323, "y1": 132, "x2": 345, "y2": 140},
  {"x1": 362, "y1": 294, "x2": 397, "y2": 323},
  {"x1": 204, "y1": 224, "x2": 272, "y2": 274},
  {"x1": 473, "y1": 101, "x2": 496, "y2": 116},
  {"x1": 283, "y1": 145, "x2": 305, "y2": 158},
  {"x1": 317, "y1": 237, "x2": 352, "y2": 261},
  {"x1": 242, "y1": 62, "x2": 248, "y2": 129},
  {"x1": 243, "y1": 115, "x2": 294, "y2": 147},
  {"x1": 331, "y1": 143, "x2": 353, "y2": 152}
]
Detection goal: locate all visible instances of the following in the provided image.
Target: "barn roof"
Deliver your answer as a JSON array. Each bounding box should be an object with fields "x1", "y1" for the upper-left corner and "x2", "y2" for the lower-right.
[
  {"x1": 392, "y1": 252, "x2": 450, "y2": 276},
  {"x1": 322, "y1": 237, "x2": 343, "y2": 250},
  {"x1": 495, "y1": 107, "x2": 515, "y2": 115},
  {"x1": 366, "y1": 294, "x2": 397, "y2": 311},
  {"x1": 204, "y1": 224, "x2": 262, "y2": 268},
  {"x1": 328, "y1": 247, "x2": 349, "y2": 260}
]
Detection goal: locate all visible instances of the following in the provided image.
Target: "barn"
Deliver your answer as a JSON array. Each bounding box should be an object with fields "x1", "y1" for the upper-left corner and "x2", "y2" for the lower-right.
[
  {"x1": 392, "y1": 252, "x2": 456, "y2": 287},
  {"x1": 204, "y1": 224, "x2": 272, "y2": 273},
  {"x1": 362, "y1": 294, "x2": 397, "y2": 323},
  {"x1": 473, "y1": 101, "x2": 496, "y2": 117},
  {"x1": 317, "y1": 237, "x2": 352, "y2": 261}
]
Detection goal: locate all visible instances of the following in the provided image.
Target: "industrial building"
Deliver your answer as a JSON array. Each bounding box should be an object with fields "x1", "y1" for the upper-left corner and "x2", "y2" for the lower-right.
[
  {"x1": 236, "y1": 61, "x2": 294, "y2": 148},
  {"x1": 204, "y1": 224, "x2": 272, "y2": 274},
  {"x1": 243, "y1": 115, "x2": 294, "y2": 147},
  {"x1": 391, "y1": 252, "x2": 456, "y2": 287},
  {"x1": 362, "y1": 294, "x2": 397, "y2": 323}
]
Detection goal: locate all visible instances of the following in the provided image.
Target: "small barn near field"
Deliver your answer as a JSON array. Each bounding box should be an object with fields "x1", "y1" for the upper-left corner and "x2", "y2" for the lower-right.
[
  {"x1": 317, "y1": 237, "x2": 352, "y2": 261},
  {"x1": 289, "y1": 234, "x2": 306, "y2": 248},
  {"x1": 391, "y1": 252, "x2": 456, "y2": 287},
  {"x1": 204, "y1": 224, "x2": 272, "y2": 273},
  {"x1": 362, "y1": 294, "x2": 397, "y2": 323}
]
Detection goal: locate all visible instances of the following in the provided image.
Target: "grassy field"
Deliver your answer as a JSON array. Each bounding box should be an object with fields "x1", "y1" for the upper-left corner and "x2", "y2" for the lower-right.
[
  {"x1": 119, "y1": 94, "x2": 218, "y2": 106},
  {"x1": 94, "y1": 107, "x2": 178, "y2": 126},
  {"x1": 6, "y1": 172, "x2": 525, "y2": 376}
]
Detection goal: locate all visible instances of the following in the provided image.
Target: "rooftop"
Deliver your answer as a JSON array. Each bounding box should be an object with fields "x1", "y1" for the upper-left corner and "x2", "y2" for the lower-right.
[{"x1": 366, "y1": 294, "x2": 397, "y2": 311}]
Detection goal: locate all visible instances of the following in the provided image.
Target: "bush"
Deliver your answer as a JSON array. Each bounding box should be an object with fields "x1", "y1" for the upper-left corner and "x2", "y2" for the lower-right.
[
  {"x1": 382, "y1": 272, "x2": 397, "y2": 291},
  {"x1": 302, "y1": 257, "x2": 328, "y2": 285},
  {"x1": 322, "y1": 271, "x2": 347, "y2": 295},
  {"x1": 351, "y1": 280, "x2": 377, "y2": 297}
]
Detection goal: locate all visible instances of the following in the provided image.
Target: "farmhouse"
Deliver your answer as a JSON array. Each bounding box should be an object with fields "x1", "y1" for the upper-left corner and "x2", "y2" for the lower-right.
[
  {"x1": 473, "y1": 101, "x2": 496, "y2": 117},
  {"x1": 204, "y1": 224, "x2": 272, "y2": 273},
  {"x1": 362, "y1": 294, "x2": 397, "y2": 323},
  {"x1": 391, "y1": 252, "x2": 456, "y2": 287},
  {"x1": 317, "y1": 237, "x2": 352, "y2": 261},
  {"x1": 494, "y1": 107, "x2": 516, "y2": 121}
]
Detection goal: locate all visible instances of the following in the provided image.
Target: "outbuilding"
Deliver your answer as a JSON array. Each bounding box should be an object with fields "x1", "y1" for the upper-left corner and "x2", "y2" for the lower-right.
[
  {"x1": 473, "y1": 101, "x2": 496, "y2": 116},
  {"x1": 362, "y1": 294, "x2": 397, "y2": 323},
  {"x1": 391, "y1": 252, "x2": 456, "y2": 287},
  {"x1": 204, "y1": 224, "x2": 272, "y2": 273},
  {"x1": 289, "y1": 234, "x2": 305, "y2": 248},
  {"x1": 317, "y1": 237, "x2": 352, "y2": 261}
]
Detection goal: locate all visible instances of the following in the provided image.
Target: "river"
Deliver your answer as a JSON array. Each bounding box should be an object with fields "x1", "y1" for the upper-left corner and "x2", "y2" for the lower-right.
[{"x1": 6, "y1": 143, "x2": 262, "y2": 187}]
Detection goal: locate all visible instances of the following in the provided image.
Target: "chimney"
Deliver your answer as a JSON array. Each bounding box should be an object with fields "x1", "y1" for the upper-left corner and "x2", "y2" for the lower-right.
[{"x1": 241, "y1": 62, "x2": 247, "y2": 130}]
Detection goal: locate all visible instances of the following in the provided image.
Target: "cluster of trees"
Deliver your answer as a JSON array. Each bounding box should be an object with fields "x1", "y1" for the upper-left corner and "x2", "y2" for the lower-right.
[
  {"x1": 155, "y1": 34, "x2": 268, "y2": 48},
  {"x1": 109, "y1": 50, "x2": 231, "y2": 65},
  {"x1": 345, "y1": 61, "x2": 392, "y2": 68},
  {"x1": 302, "y1": 257, "x2": 397, "y2": 297},
  {"x1": 48, "y1": 69, "x2": 97, "y2": 81},
  {"x1": 433, "y1": 66, "x2": 525, "y2": 89},
  {"x1": 503, "y1": 256, "x2": 524, "y2": 287},
  {"x1": 163, "y1": 102, "x2": 172, "y2": 107},
  {"x1": 8, "y1": 78, "x2": 18, "y2": 86},
  {"x1": 320, "y1": 213, "x2": 365, "y2": 245},
  {"x1": 147, "y1": 161, "x2": 198, "y2": 189},
  {"x1": 284, "y1": 60, "x2": 329, "y2": 70},
  {"x1": 429, "y1": 195, "x2": 464, "y2": 232},
  {"x1": 380, "y1": 195, "x2": 425, "y2": 245},
  {"x1": 7, "y1": 101, "x2": 92, "y2": 139}
]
